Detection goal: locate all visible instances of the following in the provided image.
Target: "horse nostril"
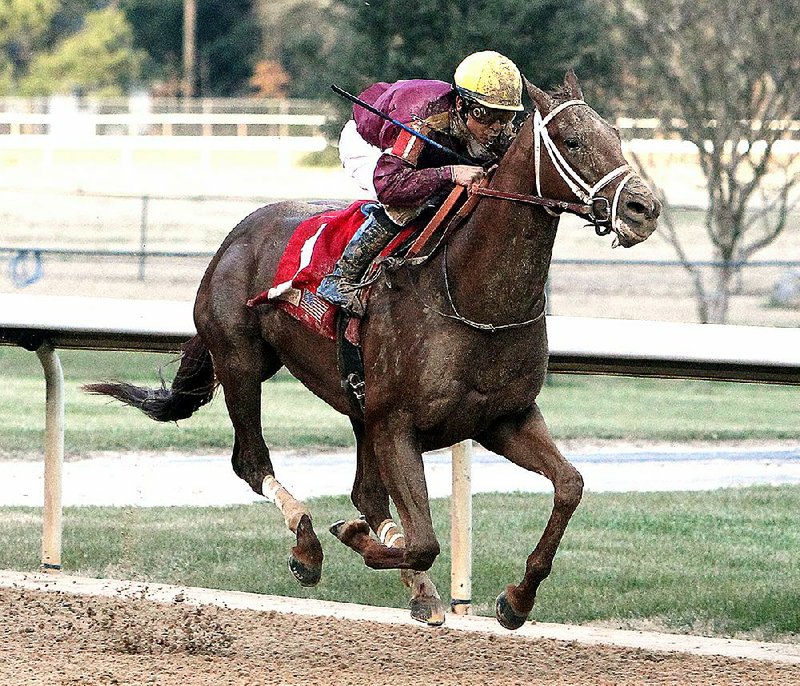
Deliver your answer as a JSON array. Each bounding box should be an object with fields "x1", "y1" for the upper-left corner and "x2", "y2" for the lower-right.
[
  {"x1": 626, "y1": 200, "x2": 648, "y2": 217},
  {"x1": 625, "y1": 196, "x2": 661, "y2": 221}
]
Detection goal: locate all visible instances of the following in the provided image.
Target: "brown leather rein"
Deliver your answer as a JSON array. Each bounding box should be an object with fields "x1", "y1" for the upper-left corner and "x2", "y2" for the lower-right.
[
  {"x1": 471, "y1": 186, "x2": 614, "y2": 235},
  {"x1": 403, "y1": 179, "x2": 614, "y2": 265},
  {"x1": 472, "y1": 185, "x2": 589, "y2": 214},
  {"x1": 398, "y1": 175, "x2": 615, "y2": 333}
]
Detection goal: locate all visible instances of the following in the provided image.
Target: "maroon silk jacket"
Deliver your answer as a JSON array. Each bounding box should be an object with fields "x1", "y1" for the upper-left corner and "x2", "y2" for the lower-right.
[{"x1": 353, "y1": 79, "x2": 472, "y2": 214}]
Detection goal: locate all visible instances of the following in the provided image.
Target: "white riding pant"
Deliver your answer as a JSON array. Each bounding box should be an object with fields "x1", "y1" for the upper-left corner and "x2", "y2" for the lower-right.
[{"x1": 338, "y1": 120, "x2": 381, "y2": 201}]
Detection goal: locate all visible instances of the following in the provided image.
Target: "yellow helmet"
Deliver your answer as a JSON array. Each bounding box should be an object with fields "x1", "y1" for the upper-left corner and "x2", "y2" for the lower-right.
[{"x1": 454, "y1": 51, "x2": 524, "y2": 112}]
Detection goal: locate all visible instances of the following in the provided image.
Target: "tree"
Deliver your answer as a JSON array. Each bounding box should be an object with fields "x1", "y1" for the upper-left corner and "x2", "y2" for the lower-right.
[
  {"x1": 250, "y1": 59, "x2": 290, "y2": 97},
  {"x1": 0, "y1": 0, "x2": 58, "y2": 94},
  {"x1": 277, "y1": 0, "x2": 621, "y2": 134},
  {"x1": 120, "y1": 0, "x2": 261, "y2": 96},
  {"x1": 270, "y1": 1, "x2": 344, "y2": 100},
  {"x1": 19, "y1": 7, "x2": 146, "y2": 96},
  {"x1": 197, "y1": 0, "x2": 261, "y2": 96},
  {"x1": 614, "y1": 0, "x2": 800, "y2": 323},
  {"x1": 327, "y1": 0, "x2": 618, "y2": 110}
]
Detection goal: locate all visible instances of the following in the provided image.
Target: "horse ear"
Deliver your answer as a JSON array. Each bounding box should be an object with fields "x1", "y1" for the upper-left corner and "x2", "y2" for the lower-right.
[
  {"x1": 524, "y1": 76, "x2": 554, "y2": 114},
  {"x1": 564, "y1": 69, "x2": 583, "y2": 100}
]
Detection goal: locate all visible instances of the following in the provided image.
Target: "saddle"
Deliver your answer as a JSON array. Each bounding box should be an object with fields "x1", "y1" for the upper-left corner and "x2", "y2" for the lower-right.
[{"x1": 247, "y1": 186, "x2": 476, "y2": 415}]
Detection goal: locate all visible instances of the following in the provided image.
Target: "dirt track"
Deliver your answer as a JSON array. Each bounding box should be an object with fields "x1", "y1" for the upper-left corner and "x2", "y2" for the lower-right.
[{"x1": 2, "y1": 579, "x2": 799, "y2": 686}]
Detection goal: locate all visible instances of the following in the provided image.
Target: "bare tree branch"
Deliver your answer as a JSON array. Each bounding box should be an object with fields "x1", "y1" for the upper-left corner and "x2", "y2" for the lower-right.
[{"x1": 614, "y1": 0, "x2": 800, "y2": 322}]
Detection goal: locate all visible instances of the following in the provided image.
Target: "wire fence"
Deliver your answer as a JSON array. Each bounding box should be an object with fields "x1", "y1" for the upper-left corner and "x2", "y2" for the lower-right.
[{"x1": 1, "y1": 188, "x2": 799, "y2": 325}]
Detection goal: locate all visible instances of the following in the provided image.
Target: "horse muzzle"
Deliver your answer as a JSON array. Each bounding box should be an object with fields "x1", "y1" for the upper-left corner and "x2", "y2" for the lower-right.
[{"x1": 612, "y1": 181, "x2": 661, "y2": 248}]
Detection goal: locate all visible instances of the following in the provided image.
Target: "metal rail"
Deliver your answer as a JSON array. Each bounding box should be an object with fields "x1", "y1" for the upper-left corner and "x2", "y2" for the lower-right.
[
  {"x1": 4, "y1": 245, "x2": 800, "y2": 292},
  {"x1": 4, "y1": 246, "x2": 800, "y2": 268}
]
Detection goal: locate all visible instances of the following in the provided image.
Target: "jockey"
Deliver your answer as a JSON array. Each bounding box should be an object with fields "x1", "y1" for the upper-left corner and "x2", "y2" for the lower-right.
[{"x1": 317, "y1": 50, "x2": 524, "y2": 316}]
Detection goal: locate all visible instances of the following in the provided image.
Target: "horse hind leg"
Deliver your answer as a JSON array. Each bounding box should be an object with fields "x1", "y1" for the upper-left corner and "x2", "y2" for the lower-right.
[
  {"x1": 216, "y1": 335, "x2": 323, "y2": 587},
  {"x1": 383, "y1": 521, "x2": 446, "y2": 626},
  {"x1": 330, "y1": 420, "x2": 445, "y2": 625}
]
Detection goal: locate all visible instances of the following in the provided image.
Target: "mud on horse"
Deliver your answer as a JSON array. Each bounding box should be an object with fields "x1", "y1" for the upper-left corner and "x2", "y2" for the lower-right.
[{"x1": 86, "y1": 71, "x2": 660, "y2": 629}]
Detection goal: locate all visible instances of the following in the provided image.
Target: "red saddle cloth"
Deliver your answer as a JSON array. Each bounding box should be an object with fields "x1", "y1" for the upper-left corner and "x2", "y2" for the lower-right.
[{"x1": 247, "y1": 200, "x2": 414, "y2": 341}]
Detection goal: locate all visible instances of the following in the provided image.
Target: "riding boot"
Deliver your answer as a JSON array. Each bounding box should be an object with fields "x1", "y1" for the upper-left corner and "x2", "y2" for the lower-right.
[{"x1": 317, "y1": 206, "x2": 397, "y2": 316}]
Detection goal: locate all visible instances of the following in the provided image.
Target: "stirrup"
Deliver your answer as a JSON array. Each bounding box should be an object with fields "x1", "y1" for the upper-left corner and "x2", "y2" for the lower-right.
[{"x1": 317, "y1": 276, "x2": 365, "y2": 317}]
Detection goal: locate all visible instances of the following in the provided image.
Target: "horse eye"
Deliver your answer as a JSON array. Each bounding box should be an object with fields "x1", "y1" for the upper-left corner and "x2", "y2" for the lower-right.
[{"x1": 563, "y1": 138, "x2": 581, "y2": 151}]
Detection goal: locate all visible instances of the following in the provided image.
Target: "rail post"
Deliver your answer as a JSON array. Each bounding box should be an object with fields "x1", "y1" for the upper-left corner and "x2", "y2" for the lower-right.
[
  {"x1": 450, "y1": 440, "x2": 473, "y2": 614},
  {"x1": 35, "y1": 341, "x2": 64, "y2": 573},
  {"x1": 138, "y1": 195, "x2": 149, "y2": 280}
]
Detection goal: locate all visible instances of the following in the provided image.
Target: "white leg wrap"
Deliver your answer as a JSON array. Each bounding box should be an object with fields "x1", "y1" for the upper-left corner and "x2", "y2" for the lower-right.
[
  {"x1": 377, "y1": 519, "x2": 405, "y2": 548},
  {"x1": 262, "y1": 475, "x2": 309, "y2": 532},
  {"x1": 381, "y1": 517, "x2": 442, "y2": 603},
  {"x1": 262, "y1": 475, "x2": 283, "y2": 504}
]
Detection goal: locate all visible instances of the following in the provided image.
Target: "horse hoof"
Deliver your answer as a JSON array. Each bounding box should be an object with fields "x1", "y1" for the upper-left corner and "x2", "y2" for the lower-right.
[
  {"x1": 410, "y1": 596, "x2": 446, "y2": 626},
  {"x1": 288, "y1": 554, "x2": 321, "y2": 587},
  {"x1": 328, "y1": 518, "x2": 370, "y2": 544},
  {"x1": 495, "y1": 590, "x2": 529, "y2": 630},
  {"x1": 329, "y1": 519, "x2": 346, "y2": 539}
]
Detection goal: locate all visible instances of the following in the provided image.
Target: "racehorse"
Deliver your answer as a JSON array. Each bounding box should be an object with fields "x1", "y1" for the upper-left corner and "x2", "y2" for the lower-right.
[{"x1": 86, "y1": 72, "x2": 660, "y2": 630}]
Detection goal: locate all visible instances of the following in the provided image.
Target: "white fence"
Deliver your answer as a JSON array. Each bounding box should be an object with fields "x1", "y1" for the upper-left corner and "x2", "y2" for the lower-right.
[
  {"x1": 0, "y1": 95, "x2": 329, "y2": 134},
  {"x1": 0, "y1": 111, "x2": 328, "y2": 138},
  {"x1": 3, "y1": 95, "x2": 799, "y2": 148},
  {"x1": 1, "y1": 293, "x2": 799, "y2": 610},
  {"x1": 0, "y1": 97, "x2": 331, "y2": 170}
]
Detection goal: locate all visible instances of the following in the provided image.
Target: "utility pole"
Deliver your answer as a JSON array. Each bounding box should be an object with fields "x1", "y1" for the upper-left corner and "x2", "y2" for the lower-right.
[{"x1": 182, "y1": 0, "x2": 197, "y2": 97}]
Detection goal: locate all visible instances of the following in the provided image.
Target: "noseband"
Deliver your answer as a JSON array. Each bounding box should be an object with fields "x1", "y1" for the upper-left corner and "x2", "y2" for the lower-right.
[{"x1": 473, "y1": 99, "x2": 635, "y2": 236}]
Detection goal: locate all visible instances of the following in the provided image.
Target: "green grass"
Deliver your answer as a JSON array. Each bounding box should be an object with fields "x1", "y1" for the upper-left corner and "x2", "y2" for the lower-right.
[
  {"x1": 1, "y1": 347, "x2": 797, "y2": 457},
  {"x1": 539, "y1": 373, "x2": 800, "y2": 441},
  {"x1": 0, "y1": 347, "x2": 355, "y2": 455},
  {"x1": 2, "y1": 486, "x2": 798, "y2": 641}
]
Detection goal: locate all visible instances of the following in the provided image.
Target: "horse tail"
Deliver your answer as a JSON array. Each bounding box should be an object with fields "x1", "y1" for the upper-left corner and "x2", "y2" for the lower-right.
[{"x1": 84, "y1": 335, "x2": 216, "y2": 422}]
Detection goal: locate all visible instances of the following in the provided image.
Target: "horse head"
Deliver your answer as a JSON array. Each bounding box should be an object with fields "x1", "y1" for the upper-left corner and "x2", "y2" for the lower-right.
[{"x1": 519, "y1": 70, "x2": 660, "y2": 247}]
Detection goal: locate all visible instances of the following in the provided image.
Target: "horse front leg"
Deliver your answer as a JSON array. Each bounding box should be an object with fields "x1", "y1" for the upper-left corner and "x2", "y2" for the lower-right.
[
  {"x1": 332, "y1": 420, "x2": 445, "y2": 625},
  {"x1": 478, "y1": 403, "x2": 584, "y2": 630}
]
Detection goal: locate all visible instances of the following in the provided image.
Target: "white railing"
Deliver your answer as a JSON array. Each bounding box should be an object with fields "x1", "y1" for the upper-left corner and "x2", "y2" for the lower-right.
[
  {"x1": 1, "y1": 94, "x2": 797, "y2": 140},
  {"x1": 0, "y1": 96, "x2": 331, "y2": 137},
  {"x1": 0, "y1": 95, "x2": 325, "y2": 113},
  {"x1": 0, "y1": 112, "x2": 328, "y2": 137},
  {"x1": 2, "y1": 294, "x2": 799, "y2": 611}
]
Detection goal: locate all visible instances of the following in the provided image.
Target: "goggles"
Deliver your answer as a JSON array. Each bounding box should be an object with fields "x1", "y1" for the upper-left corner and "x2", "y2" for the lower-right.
[{"x1": 467, "y1": 104, "x2": 516, "y2": 126}]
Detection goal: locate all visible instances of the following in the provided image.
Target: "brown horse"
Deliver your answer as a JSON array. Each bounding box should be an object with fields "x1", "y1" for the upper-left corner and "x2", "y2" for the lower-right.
[{"x1": 87, "y1": 72, "x2": 660, "y2": 630}]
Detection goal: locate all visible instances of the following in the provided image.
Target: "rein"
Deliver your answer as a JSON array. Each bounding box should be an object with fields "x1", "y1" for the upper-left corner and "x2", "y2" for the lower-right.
[
  {"x1": 439, "y1": 243, "x2": 546, "y2": 332},
  {"x1": 470, "y1": 186, "x2": 593, "y2": 221},
  {"x1": 399, "y1": 98, "x2": 635, "y2": 332}
]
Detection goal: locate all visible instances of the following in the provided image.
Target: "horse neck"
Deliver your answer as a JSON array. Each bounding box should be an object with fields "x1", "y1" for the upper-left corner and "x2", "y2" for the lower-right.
[{"x1": 447, "y1": 121, "x2": 559, "y2": 323}]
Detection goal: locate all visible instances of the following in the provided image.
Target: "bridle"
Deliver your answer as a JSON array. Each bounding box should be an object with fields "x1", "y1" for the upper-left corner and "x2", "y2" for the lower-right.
[{"x1": 473, "y1": 99, "x2": 635, "y2": 237}]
